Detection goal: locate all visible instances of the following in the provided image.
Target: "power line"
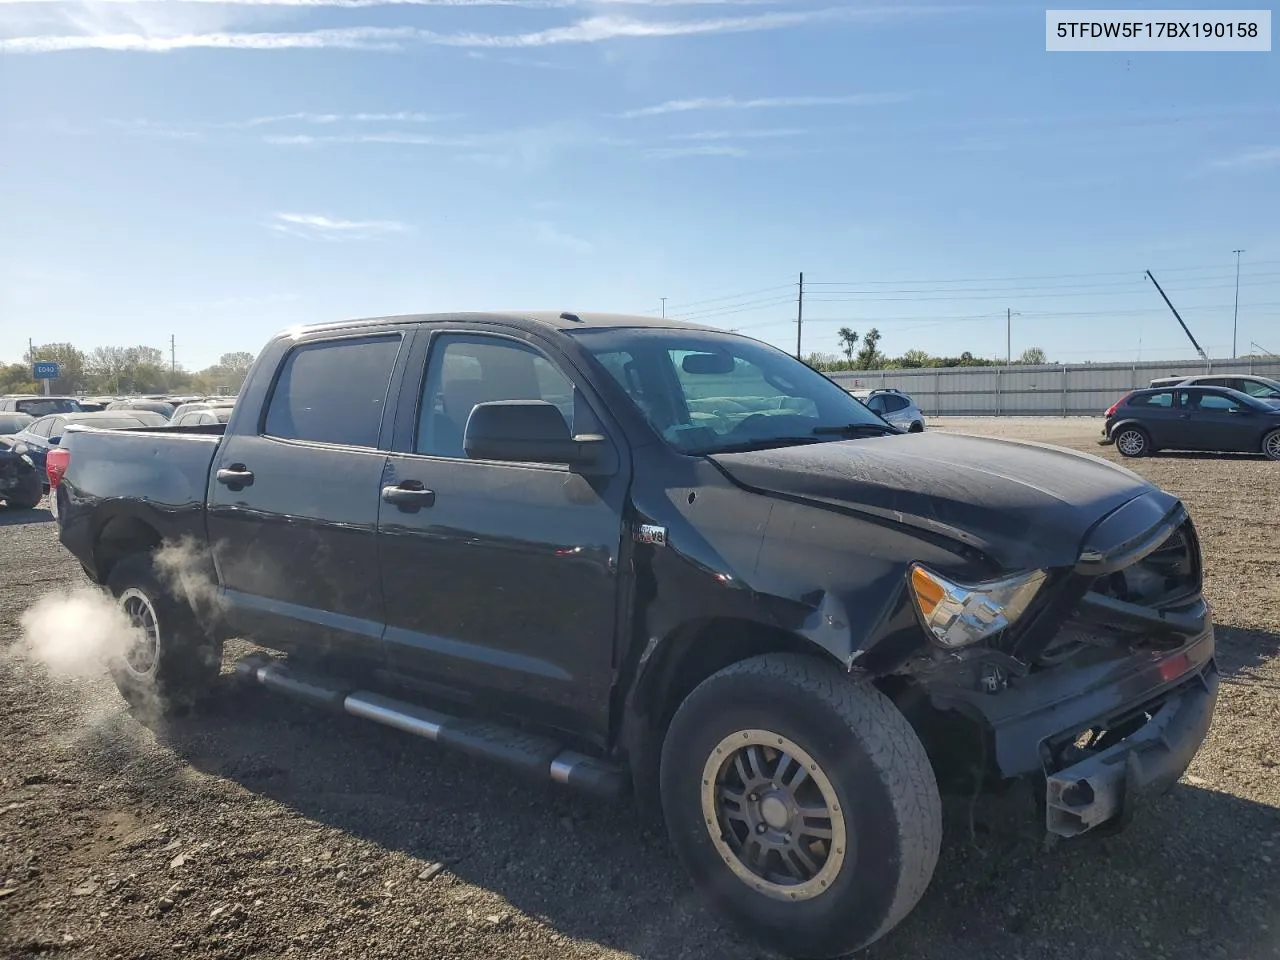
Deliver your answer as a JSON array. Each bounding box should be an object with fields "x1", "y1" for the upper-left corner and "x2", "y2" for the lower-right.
[
  {"x1": 674, "y1": 294, "x2": 797, "y2": 321},
  {"x1": 803, "y1": 277, "x2": 1280, "y2": 304},
  {"x1": 656, "y1": 283, "x2": 794, "y2": 314},
  {"x1": 805, "y1": 259, "x2": 1280, "y2": 287}
]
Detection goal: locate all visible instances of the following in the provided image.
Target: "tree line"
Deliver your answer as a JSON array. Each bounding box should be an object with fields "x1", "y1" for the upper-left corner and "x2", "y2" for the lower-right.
[
  {"x1": 802, "y1": 327, "x2": 1049, "y2": 372},
  {"x1": 1, "y1": 343, "x2": 256, "y2": 397}
]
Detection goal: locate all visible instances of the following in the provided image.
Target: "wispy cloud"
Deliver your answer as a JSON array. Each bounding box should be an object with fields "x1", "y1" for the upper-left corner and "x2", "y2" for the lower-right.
[
  {"x1": 267, "y1": 212, "x2": 410, "y2": 240},
  {"x1": 0, "y1": 0, "x2": 768, "y2": 5},
  {"x1": 645, "y1": 143, "x2": 748, "y2": 159},
  {"x1": 264, "y1": 131, "x2": 482, "y2": 146},
  {"x1": 669, "y1": 127, "x2": 806, "y2": 140},
  {"x1": 0, "y1": 8, "x2": 893, "y2": 53},
  {"x1": 532, "y1": 220, "x2": 593, "y2": 253},
  {"x1": 1212, "y1": 146, "x2": 1280, "y2": 168},
  {"x1": 621, "y1": 92, "x2": 908, "y2": 118}
]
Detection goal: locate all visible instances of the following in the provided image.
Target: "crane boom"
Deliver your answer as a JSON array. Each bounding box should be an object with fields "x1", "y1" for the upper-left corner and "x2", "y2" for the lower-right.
[{"x1": 1145, "y1": 270, "x2": 1208, "y2": 362}]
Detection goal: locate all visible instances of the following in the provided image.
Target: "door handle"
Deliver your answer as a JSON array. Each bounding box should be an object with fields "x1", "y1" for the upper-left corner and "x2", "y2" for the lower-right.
[
  {"x1": 381, "y1": 482, "x2": 436, "y2": 511},
  {"x1": 216, "y1": 464, "x2": 255, "y2": 488}
]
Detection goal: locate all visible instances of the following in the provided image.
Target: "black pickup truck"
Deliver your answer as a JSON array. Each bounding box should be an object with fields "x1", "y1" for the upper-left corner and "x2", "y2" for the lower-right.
[{"x1": 53, "y1": 312, "x2": 1218, "y2": 958}]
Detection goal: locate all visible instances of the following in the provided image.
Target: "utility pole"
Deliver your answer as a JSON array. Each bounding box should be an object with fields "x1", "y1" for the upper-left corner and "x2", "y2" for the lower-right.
[
  {"x1": 1007, "y1": 308, "x2": 1012, "y2": 365},
  {"x1": 660, "y1": 297, "x2": 666, "y2": 319},
  {"x1": 795, "y1": 272, "x2": 805, "y2": 359},
  {"x1": 28, "y1": 337, "x2": 34, "y2": 365},
  {"x1": 1232, "y1": 249, "x2": 1244, "y2": 358},
  {"x1": 170, "y1": 334, "x2": 176, "y2": 377}
]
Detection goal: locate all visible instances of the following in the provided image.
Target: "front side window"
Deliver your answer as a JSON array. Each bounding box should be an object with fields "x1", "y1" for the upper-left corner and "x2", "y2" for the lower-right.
[
  {"x1": 416, "y1": 334, "x2": 576, "y2": 458},
  {"x1": 1183, "y1": 391, "x2": 1241, "y2": 412},
  {"x1": 1238, "y1": 379, "x2": 1280, "y2": 399},
  {"x1": 574, "y1": 327, "x2": 887, "y2": 454},
  {"x1": 29, "y1": 417, "x2": 55, "y2": 438},
  {"x1": 264, "y1": 335, "x2": 401, "y2": 448}
]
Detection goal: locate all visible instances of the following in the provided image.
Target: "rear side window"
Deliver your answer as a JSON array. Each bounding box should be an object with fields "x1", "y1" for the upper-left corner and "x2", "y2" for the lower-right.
[
  {"x1": 1128, "y1": 391, "x2": 1173, "y2": 408},
  {"x1": 265, "y1": 335, "x2": 401, "y2": 448},
  {"x1": 882, "y1": 395, "x2": 910, "y2": 413}
]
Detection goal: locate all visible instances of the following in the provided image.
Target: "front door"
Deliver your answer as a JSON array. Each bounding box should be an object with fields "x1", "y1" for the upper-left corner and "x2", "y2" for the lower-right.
[
  {"x1": 1176, "y1": 389, "x2": 1258, "y2": 452},
  {"x1": 377, "y1": 328, "x2": 629, "y2": 741},
  {"x1": 207, "y1": 330, "x2": 410, "y2": 665}
]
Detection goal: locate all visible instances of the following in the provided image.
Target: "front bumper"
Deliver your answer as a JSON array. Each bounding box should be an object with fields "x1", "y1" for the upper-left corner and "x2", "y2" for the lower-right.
[
  {"x1": 1044, "y1": 664, "x2": 1217, "y2": 836},
  {"x1": 919, "y1": 621, "x2": 1217, "y2": 838}
]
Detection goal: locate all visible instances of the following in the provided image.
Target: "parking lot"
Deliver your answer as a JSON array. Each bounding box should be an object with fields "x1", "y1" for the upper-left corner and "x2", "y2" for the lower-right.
[{"x1": 1, "y1": 416, "x2": 1276, "y2": 960}]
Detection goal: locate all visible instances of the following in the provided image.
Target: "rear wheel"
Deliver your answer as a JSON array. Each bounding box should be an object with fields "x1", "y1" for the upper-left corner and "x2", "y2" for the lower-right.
[
  {"x1": 660, "y1": 654, "x2": 941, "y2": 959},
  {"x1": 908, "y1": 421, "x2": 924, "y2": 433},
  {"x1": 1264, "y1": 429, "x2": 1280, "y2": 461},
  {"x1": 106, "y1": 553, "x2": 223, "y2": 717},
  {"x1": 1115, "y1": 426, "x2": 1150, "y2": 457}
]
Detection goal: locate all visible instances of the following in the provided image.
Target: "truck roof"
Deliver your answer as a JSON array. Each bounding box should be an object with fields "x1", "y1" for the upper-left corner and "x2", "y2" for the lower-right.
[{"x1": 282, "y1": 311, "x2": 723, "y2": 339}]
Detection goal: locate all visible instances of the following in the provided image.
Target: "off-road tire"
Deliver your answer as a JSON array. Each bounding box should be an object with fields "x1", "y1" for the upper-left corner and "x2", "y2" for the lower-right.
[
  {"x1": 1263, "y1": 428, "x2": 1280, "y2": 462},
  {"x1": 1114, "y1": 425, "x2": 1151, "y2": 458},
  {"x1": 106, "y1": 552, "x2": 223, "y2": 717},
  {"x1": 660, "y1": 653, "x2": 941, "y2": 959}
]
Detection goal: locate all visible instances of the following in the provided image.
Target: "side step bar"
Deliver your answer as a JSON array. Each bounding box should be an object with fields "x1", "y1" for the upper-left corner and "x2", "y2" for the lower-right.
[{"x1": 232, "y1": 654, "x2": 627, "y2": 799}]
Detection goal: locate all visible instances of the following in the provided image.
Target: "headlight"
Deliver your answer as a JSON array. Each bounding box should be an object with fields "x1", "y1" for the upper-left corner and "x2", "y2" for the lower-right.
[{"x1": 909, "y1": 564, "x2": 1046, "y2": 649}]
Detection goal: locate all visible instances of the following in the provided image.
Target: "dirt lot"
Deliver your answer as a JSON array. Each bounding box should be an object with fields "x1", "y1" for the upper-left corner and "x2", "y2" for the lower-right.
[{"x1": 1, "y1": 417, "x2": 1277, "y2": 960}]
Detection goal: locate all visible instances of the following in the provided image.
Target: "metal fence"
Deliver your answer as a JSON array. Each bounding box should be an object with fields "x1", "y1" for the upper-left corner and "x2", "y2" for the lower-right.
[{"x1": 827, "y1": 357, "x2": 1280, "y2": 417}]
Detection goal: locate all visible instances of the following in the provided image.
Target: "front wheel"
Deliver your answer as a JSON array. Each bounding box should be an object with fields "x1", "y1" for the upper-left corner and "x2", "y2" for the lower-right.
[
  {"x1": 3, "y1": 474, "x2": 43, "y2": 509},
  {"x1": 660, "y1": 654, "x2": 942, "y2": 959},
  {"x1": 1114, "y1": 426, "x2": 1150, "y2": 457},
  {"x1": 1263, "y1": 429, "x2": 1280, "y2": 461},
  {"x1": 106, "y1": 552, "x2": 223, "y2": 717}
]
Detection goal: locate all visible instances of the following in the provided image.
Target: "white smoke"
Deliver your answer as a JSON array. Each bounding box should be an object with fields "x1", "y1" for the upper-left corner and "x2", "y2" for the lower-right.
[
  {"x1": 9, "y1": 538, "x2": 225, "y2": 685},
  {"x1": 12, "y1": 586, "x2": 143, "y2": 679}
]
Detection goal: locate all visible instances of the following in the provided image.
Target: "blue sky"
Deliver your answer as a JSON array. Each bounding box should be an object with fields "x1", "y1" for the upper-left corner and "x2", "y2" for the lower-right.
[{"x1": 1, "y1": 0, "x2": 1277, "y2": 371}]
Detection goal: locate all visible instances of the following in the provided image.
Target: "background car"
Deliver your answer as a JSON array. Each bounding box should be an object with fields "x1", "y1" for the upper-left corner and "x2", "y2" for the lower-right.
[
  {"x1": 171, "y1": 407, "x2": 234, "y2": 428},
  {"x1": 1103, "y1": 385, "x2": 1280, "y2": 459},
  {"x1": 105, "y1": 398, "x2": 175, "y2": 419},
  {"x1": 170, "y1": 399, "x2": 236, "y2": 422},
  {"x1": 0, "y1": 396, "x2": 83, "y2": 416},
  {"x1": 0, "y1": 435, "x2": 43, "y2": 509},
  {"x1": 0, "y1": 412, "x2": 35, "y2": 435},
  {"x1": 10, "y1": 410, "x2": 169, "y2": 480},
  {"x1": 850, "y1": 387, "x2": 926, "y2": 432},
  {"x1": 1147, "y1": 374, "x2": 1280, "y2": 402}
]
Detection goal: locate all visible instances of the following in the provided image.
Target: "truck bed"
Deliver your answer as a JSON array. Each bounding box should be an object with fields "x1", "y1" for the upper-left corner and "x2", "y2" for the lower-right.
[{"x1": 56, "y1": 423, "x2": 225, "y2": 583}]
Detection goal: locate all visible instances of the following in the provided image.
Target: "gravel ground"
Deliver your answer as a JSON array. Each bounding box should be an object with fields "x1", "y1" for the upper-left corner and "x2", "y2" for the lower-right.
[{"x1": 1, "y1": 417, "x2": 1277, "y2": 960}]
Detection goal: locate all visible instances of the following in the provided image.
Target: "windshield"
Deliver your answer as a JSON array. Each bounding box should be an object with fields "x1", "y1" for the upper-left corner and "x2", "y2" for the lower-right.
[
  {"x1": 15, "y1": 398, "x2": 80, "y2": 416},
  {"x1": 572, "y1": 327, "x2": 890, "y2": 455}
]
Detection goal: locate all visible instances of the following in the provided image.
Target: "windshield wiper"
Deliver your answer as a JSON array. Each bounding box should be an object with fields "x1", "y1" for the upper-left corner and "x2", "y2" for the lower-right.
[
  {"x1": 698, "y1": 436, "x2": 825, "y2": 455},
  {"x1": 810, "y1": 423, "x2": 898, "y2": 436}
]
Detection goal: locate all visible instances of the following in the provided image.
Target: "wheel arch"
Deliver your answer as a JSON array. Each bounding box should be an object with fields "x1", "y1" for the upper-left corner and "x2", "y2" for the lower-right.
[
  {"x1": 93, "y1": 513, "x2": 163, "y2": 583},
  {"x1": 621, "y1": 616, "x2": 846, "y2": 815}
]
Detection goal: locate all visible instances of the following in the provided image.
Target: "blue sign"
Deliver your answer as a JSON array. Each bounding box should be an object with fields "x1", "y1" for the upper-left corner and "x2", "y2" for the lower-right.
[{"x1": 33, "y1": 361, "x2": 59, "y2": 380}]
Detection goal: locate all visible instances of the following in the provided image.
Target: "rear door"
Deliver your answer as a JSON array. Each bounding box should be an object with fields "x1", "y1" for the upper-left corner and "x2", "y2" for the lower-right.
[
  {"x1": 207, "y1": 327, "x2": 414, "y2": 665},
  {"x1": 1125, "y1": 390, "x2": 1179, "y2": 447},
  {"x1": 377, "y1": 324, "x2": 629, "y2": 741}
]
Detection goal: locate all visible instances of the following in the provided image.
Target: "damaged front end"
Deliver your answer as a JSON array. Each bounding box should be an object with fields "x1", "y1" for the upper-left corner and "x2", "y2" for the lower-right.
[
  {"x1": 895, "y1": 490, "x2": 1219, "y2": 839},
  {"x1": 0, "y1": 446, "x2": 42, "y2": 505}
]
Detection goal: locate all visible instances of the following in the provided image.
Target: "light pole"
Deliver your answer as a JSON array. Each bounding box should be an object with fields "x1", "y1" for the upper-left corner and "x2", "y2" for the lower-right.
[
  {"x1": 1232, "y1": 249, "x2": 1244, "y2": 358},
  {"x1": 660, "y1": 297, "x2": 666, "y2": 318}
]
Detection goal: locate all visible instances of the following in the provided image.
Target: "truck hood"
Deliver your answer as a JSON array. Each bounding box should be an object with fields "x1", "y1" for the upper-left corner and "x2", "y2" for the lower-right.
[{"x1": 709, "y1": 432, "x2": 1157, "y2": 570}]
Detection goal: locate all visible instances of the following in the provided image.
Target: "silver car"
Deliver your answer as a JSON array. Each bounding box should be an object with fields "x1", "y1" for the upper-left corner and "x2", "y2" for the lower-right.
[
  {"x1": 1147, "y1": 374, "x2": 1280, "y2": 402},
  {"x1": 852, "y1": 388, "x2": 926, "y2": 432}
]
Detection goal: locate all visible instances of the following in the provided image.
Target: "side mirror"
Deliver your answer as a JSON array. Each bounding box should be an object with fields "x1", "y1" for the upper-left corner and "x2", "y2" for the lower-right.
[
  {"x1": 463, "y1": 401, "x2": 613, "y2": 474},
  {"x1": 49, "y1": 436, "x2": 62, "y2": 445}
]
